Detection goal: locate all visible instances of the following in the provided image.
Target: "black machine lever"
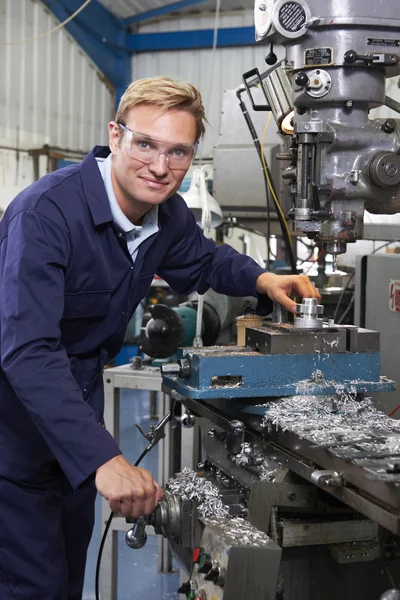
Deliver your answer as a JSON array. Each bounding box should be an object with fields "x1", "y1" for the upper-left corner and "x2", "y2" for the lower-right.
[
  {"x1": 133, "y1": 397, "x2": 177, "y2": 451},
  {"x1": 344, "y1": 49, "x2": 399, "y2": 67},
  {"x1": 242, "y1": 67, "x2": 272, "y2": 111}
]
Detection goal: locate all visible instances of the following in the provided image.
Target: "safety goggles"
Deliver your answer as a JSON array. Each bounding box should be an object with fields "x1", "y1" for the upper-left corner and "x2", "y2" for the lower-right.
[{"x1": 117, "y1": 123, "x2": 198, "y2": 170}]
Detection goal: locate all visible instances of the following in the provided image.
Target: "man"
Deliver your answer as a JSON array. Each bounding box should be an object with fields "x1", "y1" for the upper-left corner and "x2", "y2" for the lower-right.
[{"x1": 0, "y1": 76, "x2": 320, "y2": 599}]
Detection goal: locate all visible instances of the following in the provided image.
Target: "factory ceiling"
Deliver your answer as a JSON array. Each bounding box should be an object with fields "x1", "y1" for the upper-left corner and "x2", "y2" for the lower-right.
[{"x1": 98, "y1": 0, "x2": 251, "y2": 25}]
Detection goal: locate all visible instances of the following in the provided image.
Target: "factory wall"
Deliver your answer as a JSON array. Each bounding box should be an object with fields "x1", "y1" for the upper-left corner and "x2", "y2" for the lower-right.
[
  {"x1": 0, "y1": 0, "x2": 113, "y2": 212},
  {"x1": 132, "y1": 10, "x2": 274, "y2": 159}
]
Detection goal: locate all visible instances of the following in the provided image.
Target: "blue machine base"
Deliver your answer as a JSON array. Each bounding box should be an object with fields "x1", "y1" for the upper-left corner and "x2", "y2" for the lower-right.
[{"x1": 162, "y1": 349, "x2": 395, "y2": 400}]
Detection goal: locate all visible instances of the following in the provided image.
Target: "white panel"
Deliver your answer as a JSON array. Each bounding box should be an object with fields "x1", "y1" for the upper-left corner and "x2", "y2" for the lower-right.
[
  {"x1": 0, "y1": 0, "x2": 114, "y2": 209},
  {"x1": 132, "y1": 12, "x2": 275, "y2": 157}
]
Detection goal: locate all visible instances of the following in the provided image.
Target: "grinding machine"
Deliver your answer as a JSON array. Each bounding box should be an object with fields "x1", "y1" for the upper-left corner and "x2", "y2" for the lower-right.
[{"x1": 124, "y1": 1, "x2": 400, "y2": 598}]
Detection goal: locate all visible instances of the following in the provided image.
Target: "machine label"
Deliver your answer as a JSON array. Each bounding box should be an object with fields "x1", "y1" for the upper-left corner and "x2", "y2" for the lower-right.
[
  {"x1": 367, "y1": 37, "x2": 400, "y2": 48},
  {"x1": 389, "y1": 279, "x2": 400, "y2": 313},
  {"x1": 278, "y1": 2, "x2": 306, "y2": 33},
  {"x1": 304, "y1": 47, "x2": 334, "y2": 66}
]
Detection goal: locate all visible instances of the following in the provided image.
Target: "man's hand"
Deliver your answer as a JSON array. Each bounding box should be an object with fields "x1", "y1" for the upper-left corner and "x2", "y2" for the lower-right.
[
  {"x1": 256, "y1": 272, "x2": 321, "y2": 313},
  {"x1": 95, "y1": 455, "x2": 163, "y2": 518}
]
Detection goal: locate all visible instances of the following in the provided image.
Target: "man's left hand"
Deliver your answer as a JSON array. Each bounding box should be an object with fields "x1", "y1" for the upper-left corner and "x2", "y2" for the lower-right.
[{"x1": 256, "y1": 272, "x2": 321, "y2": 313}]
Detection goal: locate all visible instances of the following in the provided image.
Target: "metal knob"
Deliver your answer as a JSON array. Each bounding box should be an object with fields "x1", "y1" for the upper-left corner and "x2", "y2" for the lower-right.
[
  {"x1": 382, "y1": 119, "x2": 396, "y2": 134},
  {"x1": 380, "y1": 591, "x2": 400, "y2": 600},
  {"x1": 343, "y1": 49, "x2": 358, "y2": 64},
  {"x1": 180, "y1": 410, "x2": 196, "y2": 429},
  {"x1": 294, "y1": 72, "x2": 310, "y2": 88},
  {"x1": 126, "y1": 517, "x2": 148, "y2": 549}
]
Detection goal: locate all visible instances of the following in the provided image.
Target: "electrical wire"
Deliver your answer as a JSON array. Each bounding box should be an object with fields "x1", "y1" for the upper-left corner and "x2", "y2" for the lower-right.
[
  {"x1": 236, "y1": 86, "x2": 296, "y2": 273},
  {"x1": 0, "y1": 0, "x2": 92, "y2": 46},
  {"x1": 298, "y1": 246, "x2": 317, "y2": 266},
  {"x1": 259, "y1": 116, "x2": 296, "y2": 273},
  {"x1": 303, "y1": 249, "x2": 324, "y2": 274},
  {"x1": 260, "y1": 114, "x2": 294, "y2": 251},
  {"x1": 382, "y1": 560, "x2": 398, "y2": 589},
  {"x1": 333, "y1": 272, "x2": 355, "y2": 323},
  {"x1": 298, "y1": 238, "x2": 315, "y2": 251},
  {"x1": 388, "y1": 403, "x2": 400, "y2": 417},
  {"x1": 199, "y1": 0, "x2": 221, "y2": 161},
  {"x1": 95, "y1": 445, "x2": 152, "y2": 600},
  {"x1": 371, "y1": 240, "x2": 400, "y2": 254},
  {"x1": 332, "y1": 239, "x2": 400, "y2": 326},
  {"x1": 337, "y1": 294, "x2": 355, "y2": 325}
]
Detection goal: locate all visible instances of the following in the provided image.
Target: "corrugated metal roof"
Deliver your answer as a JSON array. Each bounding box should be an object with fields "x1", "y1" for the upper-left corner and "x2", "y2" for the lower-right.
[{"x1": 98, "y1": 0, "x2": 252, "y2": 21}]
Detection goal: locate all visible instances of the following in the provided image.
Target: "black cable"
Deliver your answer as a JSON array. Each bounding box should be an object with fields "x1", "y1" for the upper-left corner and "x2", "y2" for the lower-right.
[
  {"x1": 261, "y1": 146, "x2": 297, "y2": 273},
  {"x1": 333, "y1": 272, "x2": 355, "y2": 323},
  {"x1": 95, "y1": 446, "x2": 151, "y2": 600},
  {"x1": 337, "y1": 294, "x2": 355, "y2": 325},
  {"x1": 297, "y1": 247, "x2": 316, "y2": 265},
  {"x1": 331, "y1": 239, "x2": 400, "y2": 325},
  {"x1": 236, "y1": 87, "x2": 296, "y2": 273},
  {"x1": 233, "y1": 221, "x2": 277, "y2": 258},
  {"x1": 371, "y1": 240, "x2": 400, "y2": 254},
  {"x1": 266, "y1": 166, "x2": 271, "y2": 271},
  {"x1": 298, "y1": 238, "x2": 315, "y2": 251}
]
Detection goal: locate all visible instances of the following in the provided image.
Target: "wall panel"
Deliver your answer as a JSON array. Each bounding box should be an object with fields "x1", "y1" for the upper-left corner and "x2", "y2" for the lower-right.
[
  {"x1": 132, "y1": 12, "x2": 272, "y2": 158},
  {"x1": 0, "y1": 0, "x2": 114, "y2": 209}
]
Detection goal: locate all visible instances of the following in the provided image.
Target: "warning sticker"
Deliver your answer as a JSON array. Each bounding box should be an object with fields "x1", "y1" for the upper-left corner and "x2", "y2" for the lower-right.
[
  {"x1": 305, "y1": 47, "x2": 333, "y2": 67},
  {"x1": 389, "y1": 279, "x2": 400, "y2": 313},
  {"x1": 367, "y1": 37, "x2": 400, "y2": 48},
  {"x1": 278, "y1": 2, "x2": 306, "y2": 33}
]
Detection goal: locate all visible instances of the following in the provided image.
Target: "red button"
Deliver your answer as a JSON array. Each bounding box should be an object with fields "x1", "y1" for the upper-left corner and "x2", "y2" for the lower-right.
[{"x1": 193, "y1": 547, "x2": 200, "y2": 563}]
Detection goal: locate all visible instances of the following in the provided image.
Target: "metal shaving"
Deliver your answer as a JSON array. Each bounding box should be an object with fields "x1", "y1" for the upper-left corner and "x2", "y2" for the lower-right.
[
  {"x1": 231, "y1": 442, "x2": 259, "y2": 467},
  {"x1": 262, "y1": 393, "x2": 400, "y2": 457},
  {"x1": 259, "y1": 463, "x2": 277, "y2": 482},
  {"x1": 232, "y1": 442, "x2": 277, "y2": 481},
  {"x1": 166, "y1": 467, "x2": 229, "y2": 519},
  {"x1": 204, "y1": 516, "x2": 270, "y2": 547}
]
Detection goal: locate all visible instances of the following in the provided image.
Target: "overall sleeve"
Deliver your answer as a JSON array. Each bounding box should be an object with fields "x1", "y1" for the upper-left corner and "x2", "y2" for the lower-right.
[
  {"x1": 0, "y1": 209, "x2": 121, "y2": 490},
  {"x1": 157, "y1": 201, "x2": 273, "y2": 314}
]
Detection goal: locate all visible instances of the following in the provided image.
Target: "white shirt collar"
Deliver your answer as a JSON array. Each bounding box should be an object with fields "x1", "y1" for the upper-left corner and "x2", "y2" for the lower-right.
[{"x1": 97, "y1": 153, "x2": 158, "y2": 234}]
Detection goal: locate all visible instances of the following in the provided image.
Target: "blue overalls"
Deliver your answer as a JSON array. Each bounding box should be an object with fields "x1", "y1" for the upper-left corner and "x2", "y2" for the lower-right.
[{"x1": 0, "y1": 146, "x2": 269, "y2": 598}]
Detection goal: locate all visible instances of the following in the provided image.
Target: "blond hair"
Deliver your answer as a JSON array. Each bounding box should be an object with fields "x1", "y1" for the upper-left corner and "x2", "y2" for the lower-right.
[{"x1": 115, "y1": 76, "x2": 207, "y2": 141}]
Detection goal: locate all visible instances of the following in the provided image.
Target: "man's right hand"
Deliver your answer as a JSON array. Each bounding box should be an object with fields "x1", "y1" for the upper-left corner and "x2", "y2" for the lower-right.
[{"x1": 95, "y1": 455, "x2": 163, "y2": 518}]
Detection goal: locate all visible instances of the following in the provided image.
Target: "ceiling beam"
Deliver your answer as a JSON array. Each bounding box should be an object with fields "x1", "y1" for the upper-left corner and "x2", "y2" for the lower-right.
[
  {"x1": 123, "y1": 0, "x2": 208, "y2": 25},
  {"x1": 128, "y1": 27, "x2": 255, "y2": 52},
  {"x1": 40, "y1": 0, "x2": 131, "y2": 98}
]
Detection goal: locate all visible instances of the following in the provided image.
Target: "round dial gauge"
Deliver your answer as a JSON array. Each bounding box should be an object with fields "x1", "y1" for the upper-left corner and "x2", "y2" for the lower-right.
[{"x1": 254, "y1": 0, "x2": 275, "y2": 38}]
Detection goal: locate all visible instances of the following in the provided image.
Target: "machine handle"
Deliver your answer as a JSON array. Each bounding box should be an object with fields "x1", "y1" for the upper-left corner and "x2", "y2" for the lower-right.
[
  {"x1": 242, "y1": 67, "x2": 272, "y2": 112},
  {"x1": 126, "y1": 516, "x2": 148, "y2": 549}
]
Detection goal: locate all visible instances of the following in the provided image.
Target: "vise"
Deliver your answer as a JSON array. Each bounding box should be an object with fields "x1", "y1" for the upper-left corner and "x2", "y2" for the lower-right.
[{"x1": 161, "y1": 299, "x2": 394, "y2": 400}]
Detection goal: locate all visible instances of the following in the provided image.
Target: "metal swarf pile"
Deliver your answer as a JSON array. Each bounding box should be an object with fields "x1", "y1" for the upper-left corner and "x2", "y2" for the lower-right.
[
  {"x1": 166, "y1": 468, "x2": 270, "y2": 546},
  {"x1": 167, "y1": 467, "x2": 230, "y2": 519},
  {"x1": 205, "y1": 516, "x2": 270, "y2": 547},
  {"x1": 262, "y1": 394, "x2": 400, "y2": 455}
]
